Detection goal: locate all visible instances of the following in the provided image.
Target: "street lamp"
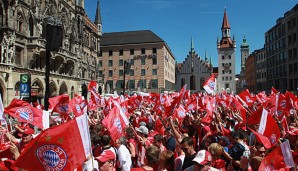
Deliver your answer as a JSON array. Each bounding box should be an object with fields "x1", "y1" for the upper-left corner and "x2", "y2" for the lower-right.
[
  {"x1": 123, "y1": 59, "x2": 131, "y2": 95},
  {"x1": 44, "y1": 16, "x2": 63, "y2": 110}
]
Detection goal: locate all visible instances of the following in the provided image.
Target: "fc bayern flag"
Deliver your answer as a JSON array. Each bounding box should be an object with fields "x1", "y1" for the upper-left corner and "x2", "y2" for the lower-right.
[
  {"x1": 102, "y1": 106, "x2": 127, "y2": 141},
  {"x1": 203, "y1": 74, "x2": 216, "y2": 94},
  {"x1": 259, "y1": 140, "x2": 295, "y2": 171},
  {"x1": 13, "y1": 114, "x2": 91, "y2": 171},
  {"x1": 48, "y1": 94, "x2": 70, "y2": 115},
  {"x1": 88, "y1": 80, "x2": 97, "y2": 94},
  {"x1": 258, "y1": 108, "x2": 281, "y2": 147},
  {"x1": 4, "y1": 99, "x2": 45, "y2": 129},
  {"x1": 173, "y1": 105, "x2": 186, "y2": 122}
]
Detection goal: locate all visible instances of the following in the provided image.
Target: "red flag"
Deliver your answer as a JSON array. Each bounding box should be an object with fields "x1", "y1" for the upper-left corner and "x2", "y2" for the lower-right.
[
  {"x1": 271, "y1": 87, "x2": 279, "y2": 95},
  {"x1": 259, "y1": 140, "x2": 295, "y2": 170},
  {"x1": 88, "y1": 92, "x2": 101, "y2": 111},
  {"x1": 88, "y1": 80, "x2": 97, "y2": 94},
  {"x1": 4, "y1": 99, "x2": 44, "y2": 129},
  {"x1": 173, "y1": 105, "x2": 186, "y2": 122},
  {"x1": 13, "y1": 114, "x2": 91, "y2": 171},
  {"x1": 69, "y1": 95, "x2": 87, "y2": 117},
  {"x1": 203, "y1": 74, "x2": 216, "y2": 94},
  {"x1": 248, "y1": 128, "x2": 272, "y2": 149},
  {"x1": 102, "y1": 106, "x2": 127, "y2": 141},
  {"x1": 48, "y1": 94, "x2": 70, "y2": 115},
  {"x1": 247, "y1": 106, "x2": 263, "y2": 125},
  {"x1": 154, "y1": 119, "x2": 165, "y2": 135},
  {"x1": 185, "y1": 99, "x2": 197, "y2": 111},
  {"x1": 230, "y1": 97, "x2": 246, "y2": 123},
  {"x1": 237, "y1": 89, "x2": 255, "y2": 107},
  {"x1": 258, "y1": 109, "x2": 281, "y2": 147}
]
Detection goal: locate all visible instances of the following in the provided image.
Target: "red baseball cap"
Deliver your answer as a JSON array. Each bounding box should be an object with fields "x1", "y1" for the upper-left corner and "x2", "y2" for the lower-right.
[
  {"x1": 287, "y1": 127, "x2": 298, "y2": 136},
  {"x1": 193, "y1": 150, "x2": 212, "y2": 165},
  {"x1": 23, "y1": 128, "x2": 35, "y2": 135},
  {"x1": 96, "y1": 150, "x2": 116, "y2": 163}
]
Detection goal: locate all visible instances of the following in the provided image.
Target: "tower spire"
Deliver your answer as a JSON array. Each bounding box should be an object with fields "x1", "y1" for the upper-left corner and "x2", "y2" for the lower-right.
[
  {"x1": 95, "y1": 0, "x2": 102, "y2": 25},
  {"x1": 221, "y1": 7, "x2": 230, "y2": 29},
  {"x1": 205, "y1": 49, "x2": 208, "y2": 61},
  {"x1": 209, "y1": 53, "x2": 212, "y2": 66},
  {"x1": 190, "y1": 37, "x2": 194, "y2": 53}
]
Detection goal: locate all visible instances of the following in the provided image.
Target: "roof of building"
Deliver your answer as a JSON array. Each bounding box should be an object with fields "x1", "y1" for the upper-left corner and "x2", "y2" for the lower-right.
[
  {"x1": 221, "y1": 8, "x2": 230, "y2": 30},
  {"x1": 101, "y1": 30, "x2": 164, "y2": 46},
  {"x1": 220, "y1": 38, "x2": 234, "y2": 48}
]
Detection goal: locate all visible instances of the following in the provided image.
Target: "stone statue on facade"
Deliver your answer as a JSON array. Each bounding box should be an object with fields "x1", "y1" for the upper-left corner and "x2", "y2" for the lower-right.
[{"x1": 37, "y1": 21, "x2": 43, "y2": 35}]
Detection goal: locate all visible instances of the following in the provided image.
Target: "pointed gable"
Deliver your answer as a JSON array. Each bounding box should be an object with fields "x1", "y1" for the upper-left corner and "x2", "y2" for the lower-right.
[{"x1": 221, "y1": 8, "x2": 230, "y2": 29}]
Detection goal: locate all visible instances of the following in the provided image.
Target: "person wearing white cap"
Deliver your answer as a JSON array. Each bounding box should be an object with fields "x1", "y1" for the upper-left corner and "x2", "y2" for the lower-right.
[
  {"x1": 184, "y1": 150, "x2": 219, "y2": 171},
  {"x1": 135, "y1": 125, "x2": 151, "y2": 167}
]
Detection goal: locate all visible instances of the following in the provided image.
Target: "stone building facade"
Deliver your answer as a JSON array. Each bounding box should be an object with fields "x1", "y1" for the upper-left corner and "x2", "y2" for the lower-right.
[
  {"x1": 0, "y1": 0, "x2": 102, "y2": 106},
  {"x1": 175, "y1": 38, "x2": 212, "y2": 93},
  {"x1": 245, "y1": 53, "x2": 256, "y2": 93},
  {"x1": 100, "y1": 30, "x2": 176, "y2": 94}
]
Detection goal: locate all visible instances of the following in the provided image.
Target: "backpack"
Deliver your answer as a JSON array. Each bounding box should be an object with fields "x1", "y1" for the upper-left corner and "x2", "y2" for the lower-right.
[{"x1": 228, "y1": 142, "x2": 245, "y2": 160}]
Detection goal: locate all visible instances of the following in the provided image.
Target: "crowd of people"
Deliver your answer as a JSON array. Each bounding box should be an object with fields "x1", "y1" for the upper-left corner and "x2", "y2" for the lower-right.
[{"x1": 0, "y1": 86, "x2": 298, "y2": 171}]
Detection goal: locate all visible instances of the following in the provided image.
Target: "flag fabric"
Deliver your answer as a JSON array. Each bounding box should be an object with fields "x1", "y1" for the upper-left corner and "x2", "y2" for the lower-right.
[
  {"x1": 173, "y1": 105, "x2": 186, "y2": 122},
  {"x1": 0, "y1": 94, "x2": 6, "y2": 123},
  {"x1": 13, "y1": 114, "x2": 91, "y2": 171},
  {"x1": 258, "y1": 108, "x2": 281, "y2": 147},
  {"x1": 88, "y1": 80, "x2": 97, "y2": 94},
  {"x1": 237, "y1": 89, "x2": 255, "y2": 107},
  {"x1": 248, "y1": 128, "x2": 272, "y2": 149},
  {"x1": 102, "y1": 106, "x2": 127, "y2": 141},
  {"x1": 48, "y1": 94, "x2": 70, "y2": 115},
  {"x1": 203, "y1": 74, "x2": 216, "y2": 94},
  {"x1": 69, "y1": 95, "x2": 87, "y2": 117},
  {"x1": 4, "y1": 99, "x2": 45, "y2": 129},
  {"x1": 259, "y1": 140, "x2": 295, "y2": 171}
]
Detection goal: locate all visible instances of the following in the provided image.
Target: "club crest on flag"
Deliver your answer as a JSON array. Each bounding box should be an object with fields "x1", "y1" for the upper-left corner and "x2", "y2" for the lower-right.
[
  {"x1": 56, "y1": 104, "x2": 69, "y2": 113},
  {"x1": 36, "y1": 145, "x2": 67, "y2": 171},
  {"x1": 188, "y1": 104, "x2": 194, "y2": 110},
  {"x1": 280, "y1": 100, "x2": 286, "y2": 108},
  {"x1": 113, "y1": 117, "x2": 122, "y2": 133},
  {"x1": 270, "y1": 133, "x2": 277, "y2": 144},
  {"x1": 15, "y1": 108, "x2": 34, "y2": 122},
  {"x1": 75, "y1": 104, "x2": 81, "y2": 113},
  {"x1": 264, "y1": 165, "x2": 274, "y2": 171},
  {"x1": 245, "y1": 96, "x2": 252, "y2": 103},
  {"x1": 209, "y1": 82, "x2": 214, "y2": 89},
  {"x1": 178, "y1": 110, "x2": 185, "y2": 118}
]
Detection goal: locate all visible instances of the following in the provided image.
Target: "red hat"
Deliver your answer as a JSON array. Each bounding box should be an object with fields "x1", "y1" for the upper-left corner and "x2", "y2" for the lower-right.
[
  {"x1": 287, "y1": 127, "x2": 298, "y2": 136},
  {"x1": 95, "y1": 150, "x2": 116, "y2": 163},
  {"x1": 23, "y1": 128, "x2": 35, "y2": 135},
  {"x1": 193, "y1": 150, "x2": 212, "y2": 165}
]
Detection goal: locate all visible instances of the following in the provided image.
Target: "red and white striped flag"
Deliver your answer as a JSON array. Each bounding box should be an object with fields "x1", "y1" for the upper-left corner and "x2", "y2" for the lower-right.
[{"x1": 203, "y1": 74, "x2": 216, "y2": 94}]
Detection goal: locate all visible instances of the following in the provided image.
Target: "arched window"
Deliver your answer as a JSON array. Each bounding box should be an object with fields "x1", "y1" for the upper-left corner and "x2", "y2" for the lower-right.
[
  {"x1": 29, "y1": 15, "x2": 34, "y2": 36},
  {"x1": 181, "y1": 78, "x2": 185, "y2": 89},
  {"x1": 17, "y1": 12, "x2": 23, "y2": 33},
  {"x1": 190, "y1": 75, "x2": 196, "y2": 90},
  {"x1": 200, "y1": 77, "x2": 205, "y2": 90}
]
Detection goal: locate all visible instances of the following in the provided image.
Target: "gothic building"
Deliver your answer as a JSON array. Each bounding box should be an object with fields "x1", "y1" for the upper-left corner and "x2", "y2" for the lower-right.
[
  {"x1": 236, "y1": 36, "x2": 249, "y2": 93},
  {"x1": 217, "y1": 8, "x2": 237, "y2": 93},
  {"x1": 0, "y1": 0, "x2": 102, "y2": 106},
  {"x1": 175, "y1": 38, "x2": 212, "y2": 93}
]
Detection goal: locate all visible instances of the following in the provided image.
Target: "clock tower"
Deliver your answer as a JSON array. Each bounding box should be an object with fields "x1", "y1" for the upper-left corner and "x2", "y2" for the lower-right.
[{"x1": 217, "y1": 8, "x2": 236, "y2": 93}]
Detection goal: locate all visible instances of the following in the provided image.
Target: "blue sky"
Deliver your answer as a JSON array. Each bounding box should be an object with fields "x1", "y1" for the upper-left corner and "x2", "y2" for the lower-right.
[{"x1": 85, "y1": 0, "x2": 297, "y2": 74}]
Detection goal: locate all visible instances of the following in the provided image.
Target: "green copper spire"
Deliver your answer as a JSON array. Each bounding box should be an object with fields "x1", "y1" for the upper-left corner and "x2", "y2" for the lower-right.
[
  {"x1": 190, "y1": 37, "x2": 194, "y2": 53},
  {"x1": 205, "y1": 49, "x2": 208, "y2": 62},
  {"x1": 210, "y1": 53, "x2": 212, "y2": 66},
  {"x1": 241, "y1": 35, "x2": 249, "y2": 48}
]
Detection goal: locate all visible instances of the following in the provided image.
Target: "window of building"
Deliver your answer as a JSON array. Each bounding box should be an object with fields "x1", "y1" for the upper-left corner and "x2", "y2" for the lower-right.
[
  {"x1": 222, "y1": 77, "x2": 224, "y2": 81},
  {"x1": 229, "y1": 55, "x2": 231, "y2": 59},
  {"x1": 141, "y1": 69, "x2": 146, "y2": 76},
  {"x1": 141, "y1": 58, "x2": 146, "y2": 65},
  {"x1": 200, "y1": 77, "x2": 205, "y2": 90},
  {"x1": 130, "y1": 59, "x2": 134, "y2": 66},
  {"x1": 128, "y1": 80, "x2": 135, "y2": 89},
  {"x1": 119, "y1": 70, "x2": 123, "y2": 76},
  {"x1": 108, "y1": 70, "x2": 113, "y2": 77},
  {"x1": 98, "y1": 61, "x2": 102, "y2": 67},
  {"x1": 99, "y1": 51, "x2": 102, "y2": 57},
  {"x1": 108, "y1": 60, "x2": 113, "y2": 66},
  {"x1": 141, "y1": 48, "x2": 146, "y2": 54},
  {"x1": 119, "y1": 59, "x2": 123, "y2": 66},
  {"x1": 130, "y1": 49, "x2": 134, "y2": 55},
  {"x1": 98, "y1": 71, "x2": 102, "y2": 77},
  {"x1": 139, "y1": 80, "x2": 146, "y2": 88},
  {"x1": 109, "y1": 50, "x2": 113, "y2": 56},
  {"x1": 130, "y1": 69, "x2": 134, "y2": 76},
  {"x1": 181, "y1": 78, "x2": 185, "y2": 89},
  {"x1": 222, "y1": 70, "x2": 225, "y2": 74},
  {"x1": 116, "y1": 80, "x2": 124, "y2": 89},
  {"x1": 229, "y1": 70, "x2": 232, "y2": 74},
  {"x1": 151, "y1": 79, "x2": 158, "y2": 89},
  {"x1": 152, "y1": 69, "x2": 157, "y2": 75},
  {"x1": 190, "y1": 75, "x2": 196, "y2": 90},
  {"x1": 225, "y1": 83, "x2": 229, "y2": 89},
  {"x1": 226, "y1": 77, "x2": 228, "y2": 80},
  {"x1": 222, "y1": 56, "x2": 224, "y2": 60},
  {"x1": 230, "y1": 76, "x2": 232, "y2": 80},
  {"x1": 119, "y1": 49, "x2": 123, "y2": 56},
  {"x1": 222, "y1": 63, "x2": 224, "y2": 67},
  {"x1": 152, "y1": 48, "x2": 157, "y2": 54},
  {"x1": 152, "y1": 57, "x2": 157, "y2": 65}
]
